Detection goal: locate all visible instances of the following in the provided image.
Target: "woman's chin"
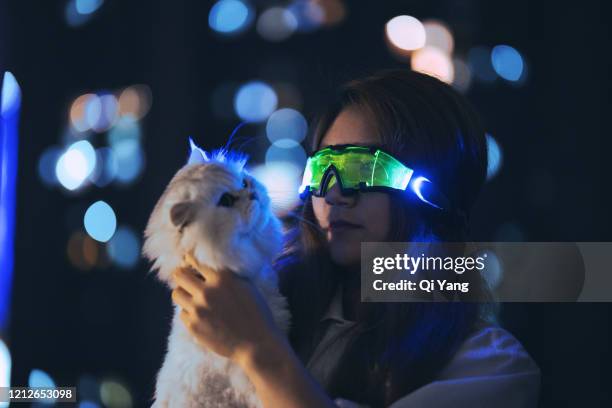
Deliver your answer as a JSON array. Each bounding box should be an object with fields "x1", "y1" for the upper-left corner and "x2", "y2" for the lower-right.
[{"x1": 328, "y1": 241, "x2": 361, "y2": 268}]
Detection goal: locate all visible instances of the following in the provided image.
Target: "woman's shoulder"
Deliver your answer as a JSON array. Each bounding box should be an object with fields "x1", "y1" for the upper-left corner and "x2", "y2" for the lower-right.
[
  {"x1": 438, "y1": 320, "x2": 541, "y2": 380},
  {"x1": 387, "y1": 321, "x2": 541, "y2": 408}
]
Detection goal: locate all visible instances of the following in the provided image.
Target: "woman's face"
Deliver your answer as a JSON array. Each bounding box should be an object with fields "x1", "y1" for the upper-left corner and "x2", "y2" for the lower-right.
[{"x1": 312, "y1": 107, "x2": 391, "y2": 267}]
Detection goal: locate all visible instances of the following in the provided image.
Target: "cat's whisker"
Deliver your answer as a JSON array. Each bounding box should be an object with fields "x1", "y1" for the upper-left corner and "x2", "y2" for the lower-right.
[
  {"x1": 283, "y1": 210, "x2": 326, "y2": 233},
  {"x1": 224, "y1": 121, "x2": 248, "y2": 152}
]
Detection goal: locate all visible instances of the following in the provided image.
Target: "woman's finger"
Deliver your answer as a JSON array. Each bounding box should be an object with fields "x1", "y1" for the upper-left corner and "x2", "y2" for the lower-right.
[
  {"x1": 184, "y1": 252, "x2": 218, "y2": 283},
  {"x1": 174, "y1": 267, "x2": 205, "y2": 297},
  {"x1": 171, "y1": 287, "x2": 195, "y2": 312}
]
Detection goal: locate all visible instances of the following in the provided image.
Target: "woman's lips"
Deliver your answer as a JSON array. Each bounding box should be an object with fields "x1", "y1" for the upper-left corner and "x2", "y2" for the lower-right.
[{"x1": 328, "y1": 220, "x2": 362, "y2": 233}]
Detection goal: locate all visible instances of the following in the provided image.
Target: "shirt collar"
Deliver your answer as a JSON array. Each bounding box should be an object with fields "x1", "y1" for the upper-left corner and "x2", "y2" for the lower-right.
[{"x1": 320, "y1": 284, "x2": 354, "y2": 324}]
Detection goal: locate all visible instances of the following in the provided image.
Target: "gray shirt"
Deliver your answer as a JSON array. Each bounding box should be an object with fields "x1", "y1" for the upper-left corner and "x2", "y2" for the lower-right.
[{"x1": 306, "y1": 286, "x2": 541, "y2": 408}]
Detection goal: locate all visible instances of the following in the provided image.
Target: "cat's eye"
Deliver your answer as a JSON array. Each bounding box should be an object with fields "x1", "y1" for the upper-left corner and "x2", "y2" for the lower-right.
[
  {"x1": 242, "y1": 178, "x2": 248, "y2": 188},
  {"x1": 217, "y1": 192, "x2": 237, "y2": 207}
]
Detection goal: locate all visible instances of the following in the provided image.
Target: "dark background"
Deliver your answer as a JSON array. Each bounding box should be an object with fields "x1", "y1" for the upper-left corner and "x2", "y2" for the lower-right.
[{"x1": 2, "y1": 0, "x2": 611, "y2": 406}]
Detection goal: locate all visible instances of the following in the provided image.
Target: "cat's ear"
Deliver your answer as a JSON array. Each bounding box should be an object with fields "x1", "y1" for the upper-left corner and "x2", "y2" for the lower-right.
[
  {"x1": 170, "y1": 201, "x2": 197, "y2": 231},
  {"x1": 187, "y1": 137, "x2": 209, "y2": 165}
]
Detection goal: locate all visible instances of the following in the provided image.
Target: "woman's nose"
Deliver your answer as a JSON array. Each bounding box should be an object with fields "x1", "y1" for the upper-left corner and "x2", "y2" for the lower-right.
[{"x1": 324, "y1": 175, "x2": 356, "y2": 207}]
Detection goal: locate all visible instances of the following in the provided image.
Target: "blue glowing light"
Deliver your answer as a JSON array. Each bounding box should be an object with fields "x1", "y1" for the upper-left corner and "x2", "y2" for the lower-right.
[
  {"x1": 0, "y1": 339, "x2": 11, "y2": 403},
  {"x1": 76, "y1": 0, "x2": 104, "y2": 15},
  {"x1": 410, "y1": 176, "x2": 442, "y2": 209},
  {"x1": 1, "y1": 72, "x2": 21, "y2": 117},
  {"x1": 491, "y1": 45, "x2": 524, "y2": 82},
  {"x1": 486, "y1": 133, "x2": 503, "y2": 180},
  {"x1": 84, "y1": 201, "x2": 117, "y2": 243},
  {"x1": 28, "y1": 369, "x2": 56, "y2": 388},
  {"x1": 56, "y1": 140, "x2": 97, "y2": 191},
  {"x1": 107, "y1": 226, "x2": 140, "y2": 269},
  {"x1": 209, "y1": 0, "x2": 253, "y2": 34},
  {"x1": 38, "y1": 147, "x2": 61, "y2": 187},
  {"x1": 266, "y1": 108, "x2": 308, "y2": 144},
  {"x1": 234, "y1": 81, "x2": 278, "y2": 122},
  {"x1": 107, "y1": 115, "x2": 141, "y2": 145},
  {"x1": 0, "y1": 71, "x2": 21, "y2": 331},
  {"x1": 265, "y1": 143, "x2": 307, "y2": 169},
  {"x1": 112, "y1": 139, "x2": 145, "y2": 184}
]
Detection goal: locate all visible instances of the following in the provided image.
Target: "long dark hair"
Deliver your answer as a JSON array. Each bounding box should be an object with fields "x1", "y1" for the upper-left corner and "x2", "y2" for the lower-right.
[{"x1": 277, "y1": 69, "x2": 490, "y2": 407}]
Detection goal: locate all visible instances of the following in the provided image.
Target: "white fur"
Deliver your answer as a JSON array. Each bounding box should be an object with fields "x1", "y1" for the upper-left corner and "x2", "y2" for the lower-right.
[{"x1": 143, "y1": 147, "x2": 290, "y2": 408}]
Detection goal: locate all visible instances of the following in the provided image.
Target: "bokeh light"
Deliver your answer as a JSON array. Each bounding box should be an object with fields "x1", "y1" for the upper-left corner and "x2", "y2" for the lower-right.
[
  {"x1": 70, "y1": 93, "x2": 95, "y2": 132},
  {"x1": 56, "y1": 140, "x2": 97, "y2": 191},
  {"x1": 28, "y1": 369, "x2": 56, "y2": 388},
  {"x1": 84, "y1": 201, "x2": 117, "y2": 243},
  {"x1": 67, "y1": 231, "x2": 100, "y2": 271},
  {"x1": 112, "y1": 139, "x2": 145, "y2": 185},
  {"x1": 250, "y1": 163, "x2": 302, "y2": 215},
  {"x1": 99, "y1": 379, "x2": 133, "y2": 408},
  {"x1": 65, "y1": 0, "x2": 104, "y2": 27},
  {"x1": 423, "y1": 19, "x2": 454, "y2": 54},
  {"x1": 468, "y1": 46, "x2": 497, "y2": 83},
  {"x1": 38, "y1": 147, "x2": 61, "y2": 187},
  {"x1": 118, "y1": 85, "x2": 152, "y2": 120},
  {"x1": 266, "y1": 108, "x2": 308, "y2": 144},
  {"x1": 265, "y1": 143, "x2": 307, "y2": 169},
  {"x1": 1, "y1": 71, "x2": 21, "y2": 117},
  {"x1": 287, "y1": 0, "x2": 325, "y2": 32},
  {"x1": 385, "y1": 15, "x2": 426, "y2": 51},
  {"x1": 107, "y1": 116, "x2": 142, "y2": 146},
  {"x1": 257, "y1": 7, "x2": 298, "y2": 42},
  {"x1": 106, "y1": 226, "x2": 140, "y2": 269},
  {"x1": 234, "y1": 81, "x2": 278, "y2": 122},
  {"x1": 0, "y1": 339, "x2": 10, "y2": 408},
  {"x1": 491, "y1": 45, "x2": 525, "y2": 82},
  {"x1": 411, "y1": 46, "x2": 454, "y2": 83},
  {"x1": 486, "y1": 133, "x2": 503, "y2": 180},
  {"x1": 314, "y1": 0, "x2": 346, "y2": 26},
  {"x1": 90, "y1": 147, "x2": 118, "y2": 187},
  {"x1": 452, "y1": 57, "x2": 472, "y2": 93},
  {"x1": 209, "y1": 0, "x2": 253, "y2": 35},
  {"x1": 92, "y1": 93, "x2": 119, "y2": 132},
  {"x1": 76, "y1": 0, "x2": 103, "y2": 15}
]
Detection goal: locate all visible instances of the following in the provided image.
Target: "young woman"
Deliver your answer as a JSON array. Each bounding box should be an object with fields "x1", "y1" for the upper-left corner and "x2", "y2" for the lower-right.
[{"x1": 171, "y1": 69, "x2": 541, "y2": 407}]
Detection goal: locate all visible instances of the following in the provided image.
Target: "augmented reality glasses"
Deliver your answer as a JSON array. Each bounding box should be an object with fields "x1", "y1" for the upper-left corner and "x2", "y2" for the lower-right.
[{"x1": 298, "y1": 144, "x2": 451, "y2": 212}]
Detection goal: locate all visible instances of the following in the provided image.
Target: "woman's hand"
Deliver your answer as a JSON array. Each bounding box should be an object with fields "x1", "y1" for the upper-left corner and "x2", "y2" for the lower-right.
[
  {"x1": 172, "y1": 253, "x2": 337, "y2": 408},
  {"x1": 171, "y1": 253, "x2": 283, "y2": 367}
]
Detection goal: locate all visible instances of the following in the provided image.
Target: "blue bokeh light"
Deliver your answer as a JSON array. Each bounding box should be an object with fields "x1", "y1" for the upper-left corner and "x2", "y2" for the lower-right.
[
  {"x1": 209, "y1": 0, "x2": 253, "y2": 34},
  {"x1": 112, "y1": 139, "x2": 145, "y2": 185},
  {"x1": 234, "y1": 81, "x2": 278, "y2": 122},
  {"x1": 84, "y1": 201, "x2": 117, "y2": 243},
  {"x1": 107, "y1": 226, "x2": 140, "y2": 269},
  {"x1": 265, "y1": 143, "x2": 307, "y2": 169},
  {"x1": 266, "y1": 108, "x2": 308, "y2": 144},
  {"x1": 28, "y1": 369, "x2": 56, "y2": 388},
  {"x1": 76, "y1": 0, "x2": 104, "y2": 15},
  {"x1": 56, "y1": 140, "x2": 97, "y2": 191},
  {"x1": 486, "y1": 133, "x2": 503, "y2": 180},
  {"x1": 1, "y1": 72, "x2": 22, "y2": 117},
  {"x1": 491, "y1": 45, "x2": 524, "y2": 82},
  {"x1": 38, "y1": 147, "x2": 61, "y2": 187}
]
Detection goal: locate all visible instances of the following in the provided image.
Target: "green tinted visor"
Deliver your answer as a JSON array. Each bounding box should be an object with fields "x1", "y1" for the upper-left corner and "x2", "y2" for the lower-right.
[{"x1": 299, "y1": 145, "x2": 415, "y2": 199}]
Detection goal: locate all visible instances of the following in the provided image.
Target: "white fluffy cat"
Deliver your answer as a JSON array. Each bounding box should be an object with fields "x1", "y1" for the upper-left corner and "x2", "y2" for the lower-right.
[{"x1": 143, "y1": 139, "x2": 290, "y2": 408}]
